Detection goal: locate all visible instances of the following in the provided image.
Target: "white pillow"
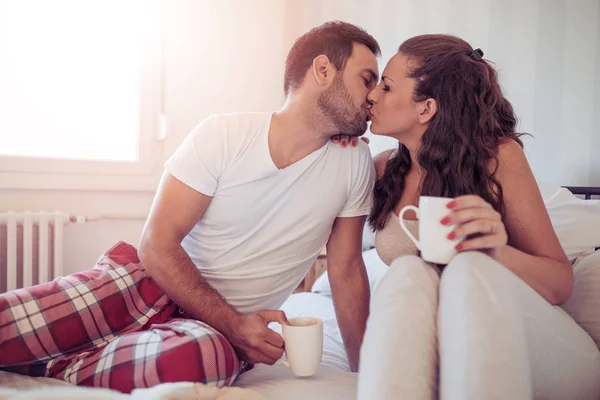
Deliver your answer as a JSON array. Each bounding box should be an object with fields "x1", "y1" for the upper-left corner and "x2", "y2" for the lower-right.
[
  {"x1": 362, "y1": 225, "x2": 376, "y2": 251},
  {"x1": 537, "y1": 180, "x2": 600, "y2": 261},
  {"x1": 311, "y1": 248, "x2": 388, "y2": 297},
  {"x1": 560, "y1": 250, "x2": 600, "y2": 350}
]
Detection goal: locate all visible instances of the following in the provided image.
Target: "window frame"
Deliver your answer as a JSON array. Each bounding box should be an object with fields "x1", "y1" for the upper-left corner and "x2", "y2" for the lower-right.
[{"x1": 0, "y1": 1, "x2": 165, "y2": 192}]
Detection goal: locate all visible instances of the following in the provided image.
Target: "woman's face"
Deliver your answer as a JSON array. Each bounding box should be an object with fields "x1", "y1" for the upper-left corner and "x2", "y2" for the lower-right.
[{"x1": 368, "y1": 53, "x2": 432, "y2": 143}]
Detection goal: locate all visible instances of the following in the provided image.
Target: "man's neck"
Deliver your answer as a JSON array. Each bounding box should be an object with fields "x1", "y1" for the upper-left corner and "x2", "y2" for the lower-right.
[{"x1": 268, "y1": 99, "x2": 336, "y2": 170}]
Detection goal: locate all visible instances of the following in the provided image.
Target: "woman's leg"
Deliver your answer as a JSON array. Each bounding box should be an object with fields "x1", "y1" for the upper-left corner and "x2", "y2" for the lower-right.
[
  {"x1": 358, "y1": 256, "x2": 440, "y2": 400},
  {"x1": 439, "y1": 251, "x2": 600, "y2": 400}
]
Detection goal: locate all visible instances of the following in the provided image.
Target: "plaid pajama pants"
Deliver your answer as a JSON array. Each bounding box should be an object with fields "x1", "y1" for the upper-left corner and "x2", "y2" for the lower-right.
[{"x1": 0, "y1": 241, "x2": 243, "y2": 393}]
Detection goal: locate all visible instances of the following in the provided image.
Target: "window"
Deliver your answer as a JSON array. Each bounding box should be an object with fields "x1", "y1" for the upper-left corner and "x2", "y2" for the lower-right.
[{"x1": 0, "y1": 0, "x2": 163, "y2": 190}]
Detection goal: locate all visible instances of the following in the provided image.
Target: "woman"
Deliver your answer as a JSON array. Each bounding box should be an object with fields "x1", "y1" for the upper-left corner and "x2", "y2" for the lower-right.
[{"x1": 356, "y1": 35, "x2": 600, "y2": 399}]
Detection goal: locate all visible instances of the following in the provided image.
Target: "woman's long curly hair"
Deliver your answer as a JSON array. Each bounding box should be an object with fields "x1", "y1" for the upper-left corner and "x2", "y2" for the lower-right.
[{"x1": 369, "y1": 34, "x2": 525, "y2": 231}]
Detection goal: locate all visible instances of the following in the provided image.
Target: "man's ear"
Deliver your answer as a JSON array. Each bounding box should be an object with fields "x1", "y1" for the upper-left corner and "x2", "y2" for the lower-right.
[
  {"x1": 312, "y1": 54, "x2": 335, "y2": 87},
  {"x1": 418, "y1": 98, "x2": 437, "y2": 124}
]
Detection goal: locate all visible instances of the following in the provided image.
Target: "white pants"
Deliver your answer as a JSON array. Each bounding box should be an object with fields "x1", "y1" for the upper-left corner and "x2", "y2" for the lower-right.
[{"x1": 357, "y1": 252, "x2": 600, "y2": 400}]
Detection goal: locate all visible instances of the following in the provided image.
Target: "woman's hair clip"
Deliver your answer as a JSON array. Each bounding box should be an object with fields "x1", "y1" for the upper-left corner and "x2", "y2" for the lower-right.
[{"x1": 470, "y1": 48, "x2": 484, "y2": 61}]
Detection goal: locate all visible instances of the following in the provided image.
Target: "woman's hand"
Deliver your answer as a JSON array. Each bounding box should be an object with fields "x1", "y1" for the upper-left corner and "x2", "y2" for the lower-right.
[
  {"x1": 442, "y1": 195, "x2": 508, "y2": 261},
  {"x1": 331, "y1": 135, "x2": 369, "y2": 147}
]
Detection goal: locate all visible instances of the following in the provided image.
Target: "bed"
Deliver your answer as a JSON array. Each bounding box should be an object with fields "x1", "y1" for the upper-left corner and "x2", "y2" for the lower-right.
[
  {"x1": 563, "y1": 186, "x2": 600, "y2": 200},
  {"x1": 1, "y1": 184, "x2": 599, "y2": 399}
]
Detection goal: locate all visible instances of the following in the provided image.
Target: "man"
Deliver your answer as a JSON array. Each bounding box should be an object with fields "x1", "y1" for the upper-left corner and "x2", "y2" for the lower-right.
[{"x1": 0, "y1": 21, "x2": 380, "y2": 393}]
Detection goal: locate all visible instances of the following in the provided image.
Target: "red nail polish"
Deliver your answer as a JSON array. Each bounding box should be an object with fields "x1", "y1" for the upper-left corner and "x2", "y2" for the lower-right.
[
  {"x1": 352, "y1": 141, "x2": 357, "y2": 147},
  {"x1": 455, "y1": 243, "x2": 463, "y2": 251},
  {"x1": 447, "y1": 232, "x2": 456, "y2": 240},
  {"x1": 447, "y1": 201, "x2": 457, "y2": 209},
  {"x1": 440, "y1": 216, "x2": 451, "y2": 225},
  {"x1": 341, "y1": 141, "x2": 347, "y2": 148}
]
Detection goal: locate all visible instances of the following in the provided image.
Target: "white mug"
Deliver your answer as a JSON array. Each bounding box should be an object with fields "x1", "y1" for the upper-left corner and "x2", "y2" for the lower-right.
[
  {"x1": 281, "y1": 317, "x2": 323, "y2": 377},
  {"x1": 399, "y1": 196, "x2": 461, "y2": 264}
]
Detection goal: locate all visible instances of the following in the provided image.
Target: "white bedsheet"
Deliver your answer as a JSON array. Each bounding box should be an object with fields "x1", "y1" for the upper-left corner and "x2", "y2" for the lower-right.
[
  {"x1": 235, "y1": 362, "x2": 356, "y2": 400},
  {"x1": 0, "y1": 379, "x2": 265, "y2": 399}
]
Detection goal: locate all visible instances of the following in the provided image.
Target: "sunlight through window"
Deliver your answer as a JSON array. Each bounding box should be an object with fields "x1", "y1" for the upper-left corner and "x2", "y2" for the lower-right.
[{"x1": 0, "y1": 0, "x2": 148, "y2": 162}]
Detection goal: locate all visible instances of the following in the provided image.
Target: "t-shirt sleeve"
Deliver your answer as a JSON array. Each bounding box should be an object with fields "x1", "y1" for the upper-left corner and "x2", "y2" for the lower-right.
[
  {"x1": 338, "y1": 145, "x2": 376, "y2": 218},
  {"x1": 164, "y1": 115, "x2": 222, "y2": 196}
]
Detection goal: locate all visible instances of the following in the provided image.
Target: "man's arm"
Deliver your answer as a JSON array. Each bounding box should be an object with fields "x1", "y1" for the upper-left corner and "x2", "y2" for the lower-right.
[
  {"x1": 326, "y1": 215, "x2": 370, "y2": 372},
  {"x1": 139, "y1": 172, "x2": 287, "y2": 365}
]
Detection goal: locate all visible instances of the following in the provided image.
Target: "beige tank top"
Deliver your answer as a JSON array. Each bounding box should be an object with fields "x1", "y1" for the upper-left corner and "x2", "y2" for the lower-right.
[{"x1": 375, "y1": 213, "x2": 419, "y2": 266}]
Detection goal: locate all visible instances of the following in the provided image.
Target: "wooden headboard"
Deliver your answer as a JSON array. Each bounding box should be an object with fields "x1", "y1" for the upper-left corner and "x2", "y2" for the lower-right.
[{"x1": 564, "y1": 186, "x2": 600, "y2": 200}]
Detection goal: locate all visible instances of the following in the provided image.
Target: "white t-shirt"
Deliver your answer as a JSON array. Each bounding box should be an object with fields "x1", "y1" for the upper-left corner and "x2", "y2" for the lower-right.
[{"x1": 165, "y1": 112, "x2": 375, "y2": 313}]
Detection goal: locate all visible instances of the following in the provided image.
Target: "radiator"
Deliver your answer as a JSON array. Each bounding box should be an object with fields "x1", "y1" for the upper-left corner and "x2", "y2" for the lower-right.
[{"x1": 0, "y1": 211, "x2": 70, "y2": 292}]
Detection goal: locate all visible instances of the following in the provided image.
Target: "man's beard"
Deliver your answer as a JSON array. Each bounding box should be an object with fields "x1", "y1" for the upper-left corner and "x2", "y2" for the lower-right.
[{"x1": 317, "y1": 75, "x2": 367, "y2": 137}]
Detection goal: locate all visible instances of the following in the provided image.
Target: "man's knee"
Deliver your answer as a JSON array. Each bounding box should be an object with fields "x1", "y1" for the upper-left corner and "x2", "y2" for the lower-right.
[{"x1": 160, "y1": 319, "x2": 242, "y2": 387}]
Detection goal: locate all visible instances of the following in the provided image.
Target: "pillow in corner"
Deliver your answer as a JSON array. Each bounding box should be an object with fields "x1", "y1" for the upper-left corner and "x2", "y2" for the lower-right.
[
  {"x1": 537, "y1": 180, "x2": 600, "y2": 262},
  {"x1": 560, "y1": 250, "x2": 600, "y2": 350}
]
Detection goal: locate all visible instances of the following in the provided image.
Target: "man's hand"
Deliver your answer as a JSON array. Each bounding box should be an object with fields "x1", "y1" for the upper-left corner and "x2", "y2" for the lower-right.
[{"x1": 225, "y1": 310, "x2": 289, "y2": 365}]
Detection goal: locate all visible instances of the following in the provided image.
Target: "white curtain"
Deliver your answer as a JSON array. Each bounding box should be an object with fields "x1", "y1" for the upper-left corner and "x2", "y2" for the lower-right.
[{"x1": 283, "y1": 0, "x2": 600, "y2": 186}]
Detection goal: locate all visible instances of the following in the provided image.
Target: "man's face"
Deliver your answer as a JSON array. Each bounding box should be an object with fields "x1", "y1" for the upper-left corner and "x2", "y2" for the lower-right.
[{"x1": 317, "y1": 43, "x2": 379, "y2": 137}]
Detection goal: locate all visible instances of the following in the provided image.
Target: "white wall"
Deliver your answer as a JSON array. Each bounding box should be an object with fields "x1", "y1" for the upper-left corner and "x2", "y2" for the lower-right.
[
  {"x1": 0, "y1": 0, "x2": 286, "y2": 275},
  {"x1": 285, "y1": 0, "x2": 600, "y2": 186},
  {"x1": 0, "y1": 190, "x2": 152, "y2": 275},
  {"x1": 162, "y1": 0, "x2": 286, "y2": 156}
]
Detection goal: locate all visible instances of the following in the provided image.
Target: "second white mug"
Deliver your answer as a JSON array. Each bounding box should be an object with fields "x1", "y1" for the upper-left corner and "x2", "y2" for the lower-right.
[
  {"x1": 281, "y1": 317, "x2": 323, "y2": 377},
  {"x1": 398, "y1": 196, "x2": 462, "y2": 264}
]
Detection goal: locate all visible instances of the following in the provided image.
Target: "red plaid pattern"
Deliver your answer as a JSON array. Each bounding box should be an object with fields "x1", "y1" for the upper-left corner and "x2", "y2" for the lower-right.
[{"x1": 0, "y1": 242, "x2": 242, "y2": 393}]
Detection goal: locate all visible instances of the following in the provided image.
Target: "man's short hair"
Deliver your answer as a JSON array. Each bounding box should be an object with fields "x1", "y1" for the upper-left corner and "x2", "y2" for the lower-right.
[{"x1": 283, "y1": 21, "x2": 381, "y2": 95}]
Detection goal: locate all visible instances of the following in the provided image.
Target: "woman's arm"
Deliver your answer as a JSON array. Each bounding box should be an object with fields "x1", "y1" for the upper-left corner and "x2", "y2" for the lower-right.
[
  {"x1": 494, "y1": 140, "x2": 573, "y2": 304},
  {"x1": 445, "y1": 140, "x2": 572, "y2": 305}
]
